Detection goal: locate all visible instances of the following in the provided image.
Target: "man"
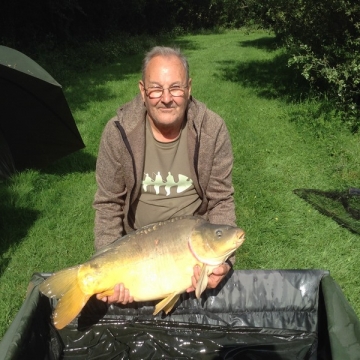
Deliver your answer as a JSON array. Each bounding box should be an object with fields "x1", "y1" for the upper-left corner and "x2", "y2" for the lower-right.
[{"x1": 93, "y1": 46, "x2": 236, "y2": 305}]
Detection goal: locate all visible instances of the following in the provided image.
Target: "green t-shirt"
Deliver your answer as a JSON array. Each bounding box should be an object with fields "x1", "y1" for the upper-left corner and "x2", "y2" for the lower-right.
[{"x1": 130, "y1": 121, "x2": 202, "y2": 229}]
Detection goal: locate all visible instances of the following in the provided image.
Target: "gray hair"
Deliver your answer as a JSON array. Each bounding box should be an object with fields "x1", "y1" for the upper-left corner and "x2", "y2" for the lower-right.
[{"x1": 141, "y1": 46, "x2": 189, "y2": 82}]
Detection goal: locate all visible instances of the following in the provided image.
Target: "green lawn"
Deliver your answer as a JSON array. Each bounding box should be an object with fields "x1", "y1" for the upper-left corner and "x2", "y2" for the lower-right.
[{"x1": 1, "y1": 29, "x2": 360, "y2": 338}]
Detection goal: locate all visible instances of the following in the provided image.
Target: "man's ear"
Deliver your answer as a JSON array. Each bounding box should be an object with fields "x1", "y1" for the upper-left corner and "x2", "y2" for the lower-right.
[
  {"x1": 187, "y1": 78, "x2": 192, "y2": 99},
  {"x1": 139, "y1": 81, "x2": 146, "y2": 102}
]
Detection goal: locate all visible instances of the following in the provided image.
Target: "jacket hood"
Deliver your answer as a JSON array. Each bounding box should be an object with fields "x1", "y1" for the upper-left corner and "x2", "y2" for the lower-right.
[{"x1": 116, "y1": 94, "x2": 147, "y2": 134}]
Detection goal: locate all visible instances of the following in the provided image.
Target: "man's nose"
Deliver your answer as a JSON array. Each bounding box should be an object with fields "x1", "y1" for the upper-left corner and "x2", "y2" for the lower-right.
[{"x1": 161, "y1": 88, "x2": 173, "y2": 102}]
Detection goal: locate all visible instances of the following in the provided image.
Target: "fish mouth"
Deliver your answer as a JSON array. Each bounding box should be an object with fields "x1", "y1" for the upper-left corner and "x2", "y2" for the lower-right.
[{"x1": 236, "y1": 230, "x2": 245, "y2": 246}]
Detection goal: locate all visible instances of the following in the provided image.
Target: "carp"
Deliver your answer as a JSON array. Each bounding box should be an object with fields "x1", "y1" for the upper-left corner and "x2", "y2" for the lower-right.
[{"x1": 39, "y1": 216, "x2": 245, "y2": 329}]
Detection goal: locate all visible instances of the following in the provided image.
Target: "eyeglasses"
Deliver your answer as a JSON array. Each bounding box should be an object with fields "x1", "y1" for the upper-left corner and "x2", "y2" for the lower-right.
[{"x1": 144, "y1": 85, "x2": 188, "y2": 99}]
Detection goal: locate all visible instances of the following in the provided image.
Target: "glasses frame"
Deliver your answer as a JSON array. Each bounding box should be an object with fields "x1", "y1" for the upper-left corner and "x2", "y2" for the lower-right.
[{"x1": 143, "y1": 85, "x2": 189, "y2": 99}]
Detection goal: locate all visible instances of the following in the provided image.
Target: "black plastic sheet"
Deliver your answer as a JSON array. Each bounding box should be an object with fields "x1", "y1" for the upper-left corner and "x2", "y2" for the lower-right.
[
  {"x1": 1, "y1": 270, "x2": 360, "y2": 360},
  {"x1": 59, "y1": 321, "x2": 317, "y2": 359}
]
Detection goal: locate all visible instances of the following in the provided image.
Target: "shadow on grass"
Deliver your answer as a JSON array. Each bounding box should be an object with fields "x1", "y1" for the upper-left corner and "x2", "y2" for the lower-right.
[
  {"x1": 238, "y1": 35, "x2": 282, "y2": 52},
  {"x1": 62, "y1": 54, "x2": 144, "y2": 114},
  {"x1": 294, "y1": 188, "x2": 360, "y2": 235},
  {"x1": 171, "y1": 38, "x2": 203, "y2": 51},
  {"x1": 215, "y1": 51, "x2": 310, "y2": 103},
  {"x1": 0, "y1": 185, "x2": 40, "y2": 277},
  {"x1": 42, "y1": 150, "x2": 97, "y2": 176}
]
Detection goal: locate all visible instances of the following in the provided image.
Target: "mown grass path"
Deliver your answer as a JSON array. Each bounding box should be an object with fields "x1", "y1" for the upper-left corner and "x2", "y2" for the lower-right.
[{"x1": 1, "y1": 30, "x2": 360, "y2": 338}]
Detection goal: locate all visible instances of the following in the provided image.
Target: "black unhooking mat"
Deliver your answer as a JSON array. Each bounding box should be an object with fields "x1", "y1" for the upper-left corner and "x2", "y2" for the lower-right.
[{"x1": 1, "y1": 270, "x2": 360, "y2": 359}]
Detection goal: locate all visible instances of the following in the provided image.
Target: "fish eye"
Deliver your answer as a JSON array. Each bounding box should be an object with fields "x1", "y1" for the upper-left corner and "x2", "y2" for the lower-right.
[{"x1": 215, "y1": 230, "x2": 222, "y2": 238}]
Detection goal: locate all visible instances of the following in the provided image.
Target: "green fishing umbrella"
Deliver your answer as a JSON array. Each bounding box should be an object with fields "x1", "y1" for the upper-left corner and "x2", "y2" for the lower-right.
[{"x1": 0, "y1": 46, "x2": 85, "y2": 179}]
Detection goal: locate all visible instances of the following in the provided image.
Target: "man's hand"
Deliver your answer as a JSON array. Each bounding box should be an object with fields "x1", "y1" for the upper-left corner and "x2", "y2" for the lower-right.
[
  {"x1": 96, "y1": 283, "x2": 134, "y2": 305},
  {"x1": 186, "y1": 263, "x2": 231, "y2": 293}
]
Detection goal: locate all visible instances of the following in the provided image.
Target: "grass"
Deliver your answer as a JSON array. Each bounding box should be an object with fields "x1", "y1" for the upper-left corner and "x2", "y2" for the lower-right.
[{"x1": 1, "y1": 29, "x2": 360, "y2": 339}]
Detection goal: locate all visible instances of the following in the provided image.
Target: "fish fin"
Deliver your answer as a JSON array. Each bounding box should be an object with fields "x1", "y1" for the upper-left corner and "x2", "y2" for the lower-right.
[
  {"x1": 195, "y1": 264, "x2": 209, "y2": 299},
  {"x1": 39, "y1": 266, "x2": 79, "y2": 298},
  {"x1": 39, "y1": 267, "x2": 89, "y2": 330},
  {"x1": 153, "y1": 293, "x2": 180, "y2": 315},
  {"x1": 53, "y1": 285, "x2": 90, "y2": 330}
]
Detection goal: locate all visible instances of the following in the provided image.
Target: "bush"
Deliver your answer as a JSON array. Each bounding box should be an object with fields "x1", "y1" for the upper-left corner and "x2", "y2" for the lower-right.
[{"x1": 254, "y1": 0, "x2": 360, "y2": 130}]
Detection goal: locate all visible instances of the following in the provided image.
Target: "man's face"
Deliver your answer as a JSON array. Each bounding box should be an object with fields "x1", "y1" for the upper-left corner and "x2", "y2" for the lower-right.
[{"x1": 139, "y1": 55, "x2": 192, "y2": 136}]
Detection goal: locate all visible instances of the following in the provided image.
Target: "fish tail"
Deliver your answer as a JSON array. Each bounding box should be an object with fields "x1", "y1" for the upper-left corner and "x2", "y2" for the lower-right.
[{"x1": 39, "y1": 266, "x2": 89, "y2": 329}]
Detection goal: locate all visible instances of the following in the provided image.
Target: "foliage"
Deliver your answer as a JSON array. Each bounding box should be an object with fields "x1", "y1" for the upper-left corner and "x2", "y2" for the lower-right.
[
  {"x1": 253, "y1": 0, "x2": 360, "y2": 130},
  {"x1": 0, "y1": 0, "x2": 252, "y2": 48}
]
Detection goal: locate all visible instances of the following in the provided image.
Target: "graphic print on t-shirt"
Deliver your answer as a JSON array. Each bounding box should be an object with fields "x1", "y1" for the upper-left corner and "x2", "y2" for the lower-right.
[
  {"x1": 131, "y1": 121, "x2": 202, "y2": 228},
  {"x1": 142, "y1": 171, "x2": 193, "y2": 196}
]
